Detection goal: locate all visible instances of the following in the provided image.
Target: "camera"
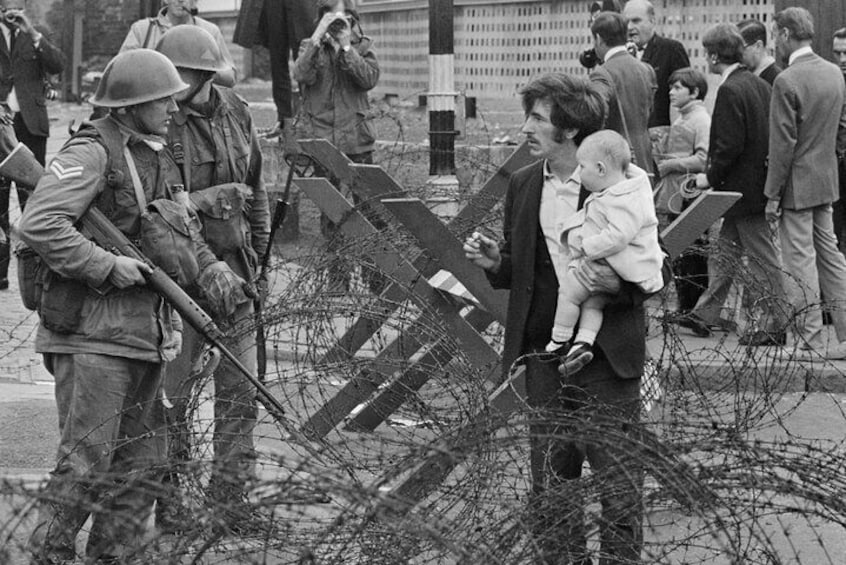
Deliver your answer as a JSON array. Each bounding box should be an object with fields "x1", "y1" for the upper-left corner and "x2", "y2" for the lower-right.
[
  {"x1": 579, "y1": 48, "x2": 599, "y2": 69},
  {"x1": 3, "y1": 10, "x2": 21, "y2": 25},
  {"x1": 327, "y1": 12, "x2": 350, "y2": 36}
]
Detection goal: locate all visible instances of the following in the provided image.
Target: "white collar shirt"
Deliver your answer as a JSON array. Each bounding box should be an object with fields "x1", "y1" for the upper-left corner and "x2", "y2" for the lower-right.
[
  {"x1": 603, "y1": 45, "x2": 629, "y2": 62},
  {"x1": 789, "y1": 45, "x2": 813, "y2": 65},
  {"x1": 539, "y1": 161, "x2": 581, "y2": 281}
]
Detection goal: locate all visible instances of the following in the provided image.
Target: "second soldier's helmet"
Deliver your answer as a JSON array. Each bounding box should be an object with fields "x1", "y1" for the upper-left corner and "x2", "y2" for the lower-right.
[
  {"x1": 155, "y1": 25, "x2": 226, "y2": 73},
  {"x1": 90, "y1": 49, "x2": 188, "y2": 108}
]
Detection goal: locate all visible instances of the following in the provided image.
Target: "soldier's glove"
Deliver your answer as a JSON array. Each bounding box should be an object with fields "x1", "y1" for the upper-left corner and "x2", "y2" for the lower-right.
[{"x1": 198, "y1": 261, "x2": 251, "y2": 319}]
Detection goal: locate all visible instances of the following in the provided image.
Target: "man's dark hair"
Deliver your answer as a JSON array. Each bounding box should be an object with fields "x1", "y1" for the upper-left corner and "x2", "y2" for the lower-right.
[
  {"x1": 590, "y1": 0, "x2": 623, "y2": 14},
  {"x1": 702, "y1": 23, "x2": 745, "y2": 65},
  {"x1": 774, "y1": 7, "x2": 814, "y2": 41},
  {"x1": 591, "y1": 11, "x2": 628, "y2": 47},
  {"x1": 834, "y1": 27, "x2": 846, "y2": 41},
  {"x1": 737, "y1": 19, "x2": 768, "y2": 47},
  {"x1": 519, "y1": 73, "x2": 607, "y2": 146},
  {"x1": 315, "y1": 0, "x2": 359, "y2": 23},
  {"x1": 669, "y1": 67, "x2": 708, "y2": 100}
]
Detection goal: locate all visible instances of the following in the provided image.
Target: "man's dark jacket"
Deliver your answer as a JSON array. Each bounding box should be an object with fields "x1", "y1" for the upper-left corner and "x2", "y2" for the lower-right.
[
  {"x1": 759, "y1": 62, "x2": 782, "y2": 86},
  {"x1": 642, "y1": 34, "x2": 690, "y2": 128},
  {"x1": 706, "y1": 67, "x2": 772, "y2": 218},
  {"x1": 0, "y1": 25, "x2": 64, "y2": 137},
  {"x1": 486, "y1": 160, "x2": 668, "y2": 380}
]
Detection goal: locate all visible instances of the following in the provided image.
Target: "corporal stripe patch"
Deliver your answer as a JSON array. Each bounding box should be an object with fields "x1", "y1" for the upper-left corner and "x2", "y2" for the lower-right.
[{"x1": 50, "y1": 161, "x2": 84, "y2": 180}]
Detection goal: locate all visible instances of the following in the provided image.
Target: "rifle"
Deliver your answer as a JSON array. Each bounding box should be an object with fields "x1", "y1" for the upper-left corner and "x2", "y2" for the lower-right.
[
  {"x1": 255, "y1": 154, "x2": 296, "y2": 381},
  {"x1": 0, "y1": 142, "x2": 310, "y2": 445},
  {"x1": 86, "y1": 208, "x2": 294, "y2": 421}
]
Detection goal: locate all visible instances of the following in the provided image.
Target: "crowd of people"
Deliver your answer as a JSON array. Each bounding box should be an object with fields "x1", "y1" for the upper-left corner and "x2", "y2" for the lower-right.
[
  {"x1": 3, "y1": 0, "x2": 846, "y2": 562},
  {"x1": 465, "y1": 2, "x2": 846, "y2": 563}
]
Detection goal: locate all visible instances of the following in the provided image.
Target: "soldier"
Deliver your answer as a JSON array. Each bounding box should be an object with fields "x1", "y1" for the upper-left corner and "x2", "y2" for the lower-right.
[
  {"x1": 21, "y1": 49, "x2": 248, "y2": 564},
  {"x1": 155, "y1": 25, "x2": 270, "y2": 529},
  {"x1": 292, "y1": 0, "x2": 382, "y2": 291}
]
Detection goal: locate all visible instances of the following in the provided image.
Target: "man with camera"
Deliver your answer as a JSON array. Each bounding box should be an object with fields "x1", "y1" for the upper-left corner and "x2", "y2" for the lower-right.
[
  {"x1": 0, "y1": 0, "x2": 64, "y2": 291},
  {"x1": 292, "y1": 0, "x2": 381, "y2": 292}
]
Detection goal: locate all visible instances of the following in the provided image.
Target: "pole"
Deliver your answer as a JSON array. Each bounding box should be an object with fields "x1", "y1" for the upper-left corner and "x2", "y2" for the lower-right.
[
  {"x1": 60, "y1": 0, "x2": 74, "y2": 101},
  {"x1": 428, "y1": 0, "x2": 456, "y2": 177},
  {"x1": 71, "y1": 11, "x2": 82, "y2": 100}
]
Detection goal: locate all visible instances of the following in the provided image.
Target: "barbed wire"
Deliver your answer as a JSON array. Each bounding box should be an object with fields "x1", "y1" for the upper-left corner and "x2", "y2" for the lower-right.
[{"x1": 1, "y1": 103, "x2": 846, "y2": 564}]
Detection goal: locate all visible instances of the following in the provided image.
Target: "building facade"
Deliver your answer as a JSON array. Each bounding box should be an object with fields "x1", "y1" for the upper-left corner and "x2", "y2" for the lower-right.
[{"x1": 360, "y1": 0, "x2": 776, "y2": 102}]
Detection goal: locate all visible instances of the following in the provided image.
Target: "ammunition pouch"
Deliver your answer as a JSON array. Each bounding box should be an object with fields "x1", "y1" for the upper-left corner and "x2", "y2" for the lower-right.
[
  {"x1": 15, "y1": 242, "x2": 44, "y2": 311},
  {"x1": 39, "y1": 271, "x2": 88, "y2": 334},
  {"x1": 140, "y1": 198, "x2": 201, "y2": 287},
  {"x1": 189, "y1": 183, "x2": 253, "y2": 261}
]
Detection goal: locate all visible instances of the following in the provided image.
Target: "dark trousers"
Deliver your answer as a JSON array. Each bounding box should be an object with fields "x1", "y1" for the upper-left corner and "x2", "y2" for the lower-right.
[
  {"x1": 263, "y1": 0, "x2": 315, "y2": 119},
  {"x1": 524, "y1": 349, "x2": 643, "y2": 565},
  {"x1": 674, "y1": 238, "x2": 709, "y2": 312},
  {"x1": 834, "y1": 199, "x2": 846, "y2": 255},
  {"x1": 0, "y1": 114, "x2": 46, "y2": 279},
  {"x1": 659, "y1": 210, "x2": 708, "y2": 313},
  {"x1": 836, "y1": 161, "x2": 846, "y2": 255}
]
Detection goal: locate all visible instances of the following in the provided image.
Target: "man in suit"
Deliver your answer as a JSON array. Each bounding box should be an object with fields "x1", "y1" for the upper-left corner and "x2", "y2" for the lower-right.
[
  {"x1": 738, "y1": 19, "x2": 782, "y2": 86},
  {"x1": 252, "y1": 0, "x2": 315, "y2": 146},
  {"x1": 678, "y1": 23, "x2": 789, "y2": 347},
  {"x1": 766, "y1": 7, "x2": 846, "y2": 359},
  {"x1": 464, "y1": 72, "x2": 669, "y2": 564},
  {"x1": 589, "y1": 11, "x2": 657, "y2": 177},
  {"x1": 0, "y1": 1, "x2": 64, "y2": 290},
  {"x1": 623, "y1": 0, "x2": 690, "y2": 129},
  {"x1": 832, "y1": 27, "x2": 846, "y2": 254}
]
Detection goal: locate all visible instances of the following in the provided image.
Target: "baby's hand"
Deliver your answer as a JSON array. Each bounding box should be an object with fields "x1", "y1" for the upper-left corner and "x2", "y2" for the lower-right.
[{"x1": 566, "y1": 229, "x2": 583, "y2": 252}]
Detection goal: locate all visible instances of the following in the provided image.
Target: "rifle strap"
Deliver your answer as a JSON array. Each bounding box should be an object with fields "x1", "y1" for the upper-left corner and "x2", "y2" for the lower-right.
[
  {"x1": 123, "y1": 145, "x2": 147, "y2": 210},
  {"x1": 181, "y1": 126, "x2": 192, "y2": 192},
  {"x1": 221, "y1": 121, "x2": 239, "y2": 182},
  {"x1": 142, "y1": 18, "x2": 156, "y2": 49}
]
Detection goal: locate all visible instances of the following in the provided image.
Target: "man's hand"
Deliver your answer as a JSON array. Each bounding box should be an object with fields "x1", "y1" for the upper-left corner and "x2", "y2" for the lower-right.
[
  {"x1": 578, "y1": 259, "x2": 621, "y2": 294},
  {"x1": 333, "y1": 23, "x2": 352, "y2": 51},
  {"x1": 463, "y1": 231, "x2": 501, "y2": 272},
  {"x1": 765, "y1": 198, "x2": 782, "y2": 225},
  {"x1": 656, "y1": 159, "x2": 676, "y2": 177},
  {"x1": 199, "y1": 261, "x2": 250, "y2": 319},
  {"x1": 694, "y1": 173, "x2": 710, "y2": 190},
  {"x1": 108, "y1": 256, "x2": 152, "y2": 288},
  {"x1": 5, "y1": 9, "x2": 35, "y2": 36},
  {"x1": 172, "y1": 330, "x2": 183, "y2": 355},
  {"x1": 258, "y1": 121, "x2": 283, "y2": 140},
  {"x1": 312, "y1": 11, "x2": 347, "y2": 45}
]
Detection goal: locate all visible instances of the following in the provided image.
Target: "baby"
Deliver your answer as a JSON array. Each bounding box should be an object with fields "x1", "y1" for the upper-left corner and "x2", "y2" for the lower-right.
[{"x1": 547, "y1": 130, "x2": 664, "y2": 373}]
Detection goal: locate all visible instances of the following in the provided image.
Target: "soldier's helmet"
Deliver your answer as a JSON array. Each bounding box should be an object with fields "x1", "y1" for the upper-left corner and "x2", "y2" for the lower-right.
[
  {"x1": 155, "y1": 25, "x2": 226, "y2": 73},
  {"x1": 90, "y1": 49, "x2": 188, "y2": 108}
]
